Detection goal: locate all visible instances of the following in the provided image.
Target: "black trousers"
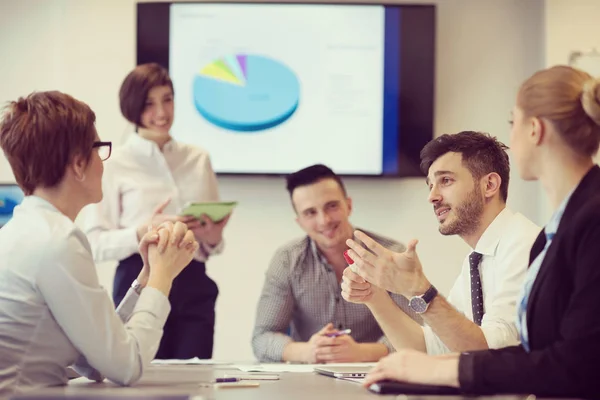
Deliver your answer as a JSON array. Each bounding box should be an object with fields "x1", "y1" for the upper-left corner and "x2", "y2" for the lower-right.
[{"x1": 113, "y1": 253, "x2": 218, "y2": 359}]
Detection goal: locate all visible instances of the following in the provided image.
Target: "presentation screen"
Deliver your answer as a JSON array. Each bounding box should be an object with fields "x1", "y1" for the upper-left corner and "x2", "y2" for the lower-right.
[
  {"x1": 0, "y1": 184, "x2": 24, "y2": 228},
  {"x1": 137, "y1": 2, "x2": 435, "y2": 177}
]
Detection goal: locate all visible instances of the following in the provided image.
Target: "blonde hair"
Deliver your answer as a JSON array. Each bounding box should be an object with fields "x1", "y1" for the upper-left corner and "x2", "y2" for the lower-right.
[{"x1": 517, "y1": 65, "x2": 600, "y2": 157}]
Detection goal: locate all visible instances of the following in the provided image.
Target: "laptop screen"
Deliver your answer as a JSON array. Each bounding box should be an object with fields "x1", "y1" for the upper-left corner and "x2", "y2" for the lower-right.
[{"x1": 0, "y1": 184, "x2": 24, "y2": 228}]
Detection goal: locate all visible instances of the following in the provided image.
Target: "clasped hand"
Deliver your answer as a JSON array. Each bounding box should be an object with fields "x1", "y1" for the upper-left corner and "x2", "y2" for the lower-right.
[
  {"x1": 136, "y1": 220, "x2": 199, "y2": 286},
  {"x1": 305, "y1": 323, "x2": 363, "y2": 364},
  {"x1": 138, "y1": 198, "x2": 230, "y2": 248}
]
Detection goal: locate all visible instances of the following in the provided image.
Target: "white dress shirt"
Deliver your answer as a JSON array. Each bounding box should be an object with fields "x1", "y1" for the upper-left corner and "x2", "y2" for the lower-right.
[
  {"x1": 0, "y1": 196, "x2": 171, "y2": 396},
  {"x1": 81, "y1": 133, "x2": 223, "y2": 263},
  {"x1": 423, "y1": 208, "x2": 541, "y2": 354}
]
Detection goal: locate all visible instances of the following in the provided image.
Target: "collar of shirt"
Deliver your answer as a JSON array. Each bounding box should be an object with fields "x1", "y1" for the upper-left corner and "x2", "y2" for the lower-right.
[
  {"x1": 19, "y1": 195, "x2": 62, "y2": 216},
  {"x1": 545, "y1": 188, "x2": 575, "y2": 238},
  {"x1": 309, "y1": 237, "x2": 333, "y2": 269},
  {"x1": 125, "y1": 132, "x2": 177, "y2": 158},
  {"x1": 474, "y1": 208, "x2": 517, "y2": 257},
  {"x1": 308, "y1": 226, "x2": 357, "y2": 268}
]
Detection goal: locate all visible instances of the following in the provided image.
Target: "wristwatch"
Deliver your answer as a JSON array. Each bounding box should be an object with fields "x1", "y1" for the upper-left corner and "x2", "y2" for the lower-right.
[
  {"x1": 408, "y1": 285, "x2": 438, "y2": 314},
  {"x1": 131, "y1": 279, "x2": 143, "y2": 295}
]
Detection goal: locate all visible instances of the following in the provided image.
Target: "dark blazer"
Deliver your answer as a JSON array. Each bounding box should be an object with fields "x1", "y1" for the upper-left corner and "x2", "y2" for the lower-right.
[{"x1": 459, "y1": 165, "x2": 600, "y2": 399}]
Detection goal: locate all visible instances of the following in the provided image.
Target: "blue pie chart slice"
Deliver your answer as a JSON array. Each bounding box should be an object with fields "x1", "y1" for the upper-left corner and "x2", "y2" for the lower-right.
[{"x1": 193, "y1": 54, "x2": 300, "y2": 132}]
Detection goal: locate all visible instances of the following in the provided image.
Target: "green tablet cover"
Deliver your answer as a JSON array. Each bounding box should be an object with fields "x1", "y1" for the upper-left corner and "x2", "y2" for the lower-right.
[{"x1": 180, "y1": 201, "x2": 237, "y2": 222}]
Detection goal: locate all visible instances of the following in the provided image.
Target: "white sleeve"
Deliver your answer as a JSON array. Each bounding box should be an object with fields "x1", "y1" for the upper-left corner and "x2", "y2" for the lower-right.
[
  {"x1": 421, "y1": 279, "x2": 463, "y2": 355},
  {"x1": 478, "y1": 233, "x2": 532, "y2": 349},
  {"x1": 80, "y1": 165, "x2": 139, "y2": 263},
  {"x1": 36, "y1": 232, "x2": 170, "y2": 386}
]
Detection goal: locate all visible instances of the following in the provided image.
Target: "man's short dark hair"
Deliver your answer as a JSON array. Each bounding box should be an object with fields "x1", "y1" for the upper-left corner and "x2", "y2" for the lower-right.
[
  {"x1": 286, "y1": 164, "x2": 347, "y2": 197},
  {"x1": 419, "y1": 131, "x2": 510, "y2": 202}
]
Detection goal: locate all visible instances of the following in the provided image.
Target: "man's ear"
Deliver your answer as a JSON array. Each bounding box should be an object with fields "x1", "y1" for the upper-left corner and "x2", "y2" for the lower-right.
[
  {"x1": 346, "y1": 196, "x2": 353, "y2": 215},
  {"x1": 482, "y1": 172, "x2": 501, "y2": 200}
]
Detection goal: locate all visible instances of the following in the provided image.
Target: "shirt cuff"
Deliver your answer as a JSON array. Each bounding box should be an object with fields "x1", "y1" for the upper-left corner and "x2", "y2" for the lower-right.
[
  {"x1": 133, "y1": 286, "x2": 171, "y2": 324},
  {"x1": 480, "y1": 318, "x2": 520, "y2": 349},
  {"x1": 458, "y1": 352, "x2": 476, "y2": 392},
  {"x1": 118, "y1": 227, "x2": 140, "y2": 259},
  {"x1": 115, "y1": 288, "x2": 139, "y2": 323},
  {"x1": 201, "y1": 239, "x2": 224, "y2": 257},
  {"x1": 261, "y1": 333, "x2": 294, "y2": 362},
  {"x1": 377, "y1": 335, "x2": 395, "y2": 353}
]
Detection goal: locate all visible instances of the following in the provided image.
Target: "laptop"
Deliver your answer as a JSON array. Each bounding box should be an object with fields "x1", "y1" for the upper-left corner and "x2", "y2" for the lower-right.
[{"x1": 313, "y1": 365, "x2": 373, "y2": 379}]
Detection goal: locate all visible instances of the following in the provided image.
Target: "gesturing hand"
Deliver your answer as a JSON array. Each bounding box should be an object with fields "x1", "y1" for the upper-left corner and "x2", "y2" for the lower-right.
[
  {"x1": 186, "y1": 213, "x2": 231, "y2": 246},
  {"x1": 136, "y1": 197, "x2": 195, "y2": 242},
  {"x1": 345, "y1": 231, "x2": 430, "y2": 298},
  {"x1": 341, "y1": 267, "x2": 388, "y2": 305}
]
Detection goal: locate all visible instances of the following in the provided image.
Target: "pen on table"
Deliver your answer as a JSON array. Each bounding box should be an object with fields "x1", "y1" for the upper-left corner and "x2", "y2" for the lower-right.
[
  {"x1": 325, "y1": 328, "x2": 352, "y2": 338},
  {"x1": 215, "y1": 377, "x2": 240, "y2": 383}
]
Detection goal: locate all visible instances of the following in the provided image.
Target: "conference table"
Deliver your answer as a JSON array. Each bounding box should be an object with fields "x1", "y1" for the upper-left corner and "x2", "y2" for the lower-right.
[{"x1": 12, "y1": 364, "x2": 569, "y2": 400}]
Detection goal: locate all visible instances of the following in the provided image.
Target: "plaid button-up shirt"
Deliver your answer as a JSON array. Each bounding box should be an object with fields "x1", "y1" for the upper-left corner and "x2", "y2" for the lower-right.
[{"x1": 251, "y1": 228, "x2": 422, "y2": 362}]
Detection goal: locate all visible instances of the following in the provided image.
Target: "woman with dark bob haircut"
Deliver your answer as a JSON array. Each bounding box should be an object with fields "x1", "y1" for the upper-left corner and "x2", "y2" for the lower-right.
[
  {"x1": 82, "y1": 63, "x2": 230, "y2": 360},
  {"x1": 0, "y1": 91, "x2": 198, "y2": 395}
]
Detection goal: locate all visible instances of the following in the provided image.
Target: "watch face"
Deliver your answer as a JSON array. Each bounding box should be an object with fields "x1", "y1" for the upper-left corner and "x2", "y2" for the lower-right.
[{"x1": 409, "y1": 297, "x2": 428, "y2": 313}]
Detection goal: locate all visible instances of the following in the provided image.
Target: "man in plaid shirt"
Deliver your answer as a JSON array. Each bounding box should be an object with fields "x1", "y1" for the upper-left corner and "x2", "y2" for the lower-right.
[{"x1": 251, "y1": 164, "x2": 420, "y2": 363}]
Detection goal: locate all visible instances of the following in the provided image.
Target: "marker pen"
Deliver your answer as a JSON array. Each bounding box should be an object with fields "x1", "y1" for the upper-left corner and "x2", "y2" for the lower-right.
[{"x1": 343, "y1": 250, "x2": 359, "y2": 273}]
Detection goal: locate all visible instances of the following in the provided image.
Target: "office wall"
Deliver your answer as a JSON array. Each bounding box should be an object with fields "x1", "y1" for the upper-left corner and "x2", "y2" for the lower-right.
[
  {"x1": 0, "y1": 0, "x2": 545, "y2": 361},
  {"x1": 540, "y1": 0, "x2": 600, "y2": 221}
]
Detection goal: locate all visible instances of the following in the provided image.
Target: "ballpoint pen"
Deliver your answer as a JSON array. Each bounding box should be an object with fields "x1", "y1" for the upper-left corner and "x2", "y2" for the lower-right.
[{"x1": 325, "y1": 328, "x2": 352, "y2": 338}]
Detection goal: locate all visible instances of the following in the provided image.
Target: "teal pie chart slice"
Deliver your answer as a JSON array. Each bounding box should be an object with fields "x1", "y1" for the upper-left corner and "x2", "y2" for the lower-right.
[{"x1": 193, "y1": 54, "x2": 300, "y2": 132}]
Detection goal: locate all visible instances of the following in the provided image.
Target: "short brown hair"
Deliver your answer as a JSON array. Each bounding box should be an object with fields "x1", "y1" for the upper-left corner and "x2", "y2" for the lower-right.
[
  {"x1": 420, "y1": 131, "x2": 510, "y2": 202},
  {"x1": 518, "y1": 65, "x2": 600, "y2": 157},
  {"x1": 119, "y1": 63, "x2": 174, "y2": 126},
  {"x1": 0, "y1": 91, "x2": 96, "y2": 195}
]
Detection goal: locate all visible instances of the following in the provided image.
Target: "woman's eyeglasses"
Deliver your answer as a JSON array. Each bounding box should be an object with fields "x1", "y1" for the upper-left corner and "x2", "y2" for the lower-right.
[{"x1": 92, "y1": 141, "x2": 112, "y2": 161}]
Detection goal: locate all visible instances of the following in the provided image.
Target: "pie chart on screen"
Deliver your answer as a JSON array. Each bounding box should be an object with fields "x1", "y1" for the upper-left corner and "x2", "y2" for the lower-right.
[{"x1": 193, "y1": 54, "x2": 300, "y2": 132}]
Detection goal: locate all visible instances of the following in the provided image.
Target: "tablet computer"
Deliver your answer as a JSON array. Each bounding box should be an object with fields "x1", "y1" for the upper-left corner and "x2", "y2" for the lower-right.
[
  {"x1": 180, "y1": 201, "x2": 237, "y2": 222},
  {"x1": 368, "y1": 379, "x2": 461, "y2": 395}
]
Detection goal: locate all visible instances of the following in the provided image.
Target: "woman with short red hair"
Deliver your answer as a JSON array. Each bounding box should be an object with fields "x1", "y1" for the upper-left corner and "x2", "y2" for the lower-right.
[{"x1": 0, "y1": 91, "x2": 197, "y2": 395}]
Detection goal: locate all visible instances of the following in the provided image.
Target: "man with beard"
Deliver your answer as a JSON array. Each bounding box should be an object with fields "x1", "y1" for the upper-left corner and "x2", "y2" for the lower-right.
[
  {"x1": 341, "y1": 131, "x2": 540, "y2": 354},
  {"x1": 252, "y1": 164, "x2": 421, "y2": 363}
]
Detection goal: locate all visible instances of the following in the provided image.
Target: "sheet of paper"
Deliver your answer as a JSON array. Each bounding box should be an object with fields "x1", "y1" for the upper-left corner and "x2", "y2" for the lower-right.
[
  {"x1": 151, "y1": 357, "x2": 232, "y2": 365},
  {"x1": 234, "y1": 362, "x2": 376, "y2": 373}
]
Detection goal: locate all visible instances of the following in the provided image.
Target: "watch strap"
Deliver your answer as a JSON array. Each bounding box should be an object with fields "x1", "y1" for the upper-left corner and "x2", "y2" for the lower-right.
[
  {"x1": 131, "y1": 279, "x2": 142, "y2": 295},
  {"x1": 421, "y1": 285, "x2": 438, "y2": 304}
]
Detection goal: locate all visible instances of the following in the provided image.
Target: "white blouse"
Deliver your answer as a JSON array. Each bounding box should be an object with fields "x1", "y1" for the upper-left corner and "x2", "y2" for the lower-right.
[
  {"x1": 81, "y1": 133, "x2": 223, "y2": 264},
  {"x1": 0, "y1": 196, "x2": 170, "y2": 396}
]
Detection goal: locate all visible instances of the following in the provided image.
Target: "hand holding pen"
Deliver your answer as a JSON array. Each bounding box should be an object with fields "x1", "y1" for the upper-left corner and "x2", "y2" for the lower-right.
[{"x1": 325, "y1": 328, "x2": 352, "y2": 338}]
